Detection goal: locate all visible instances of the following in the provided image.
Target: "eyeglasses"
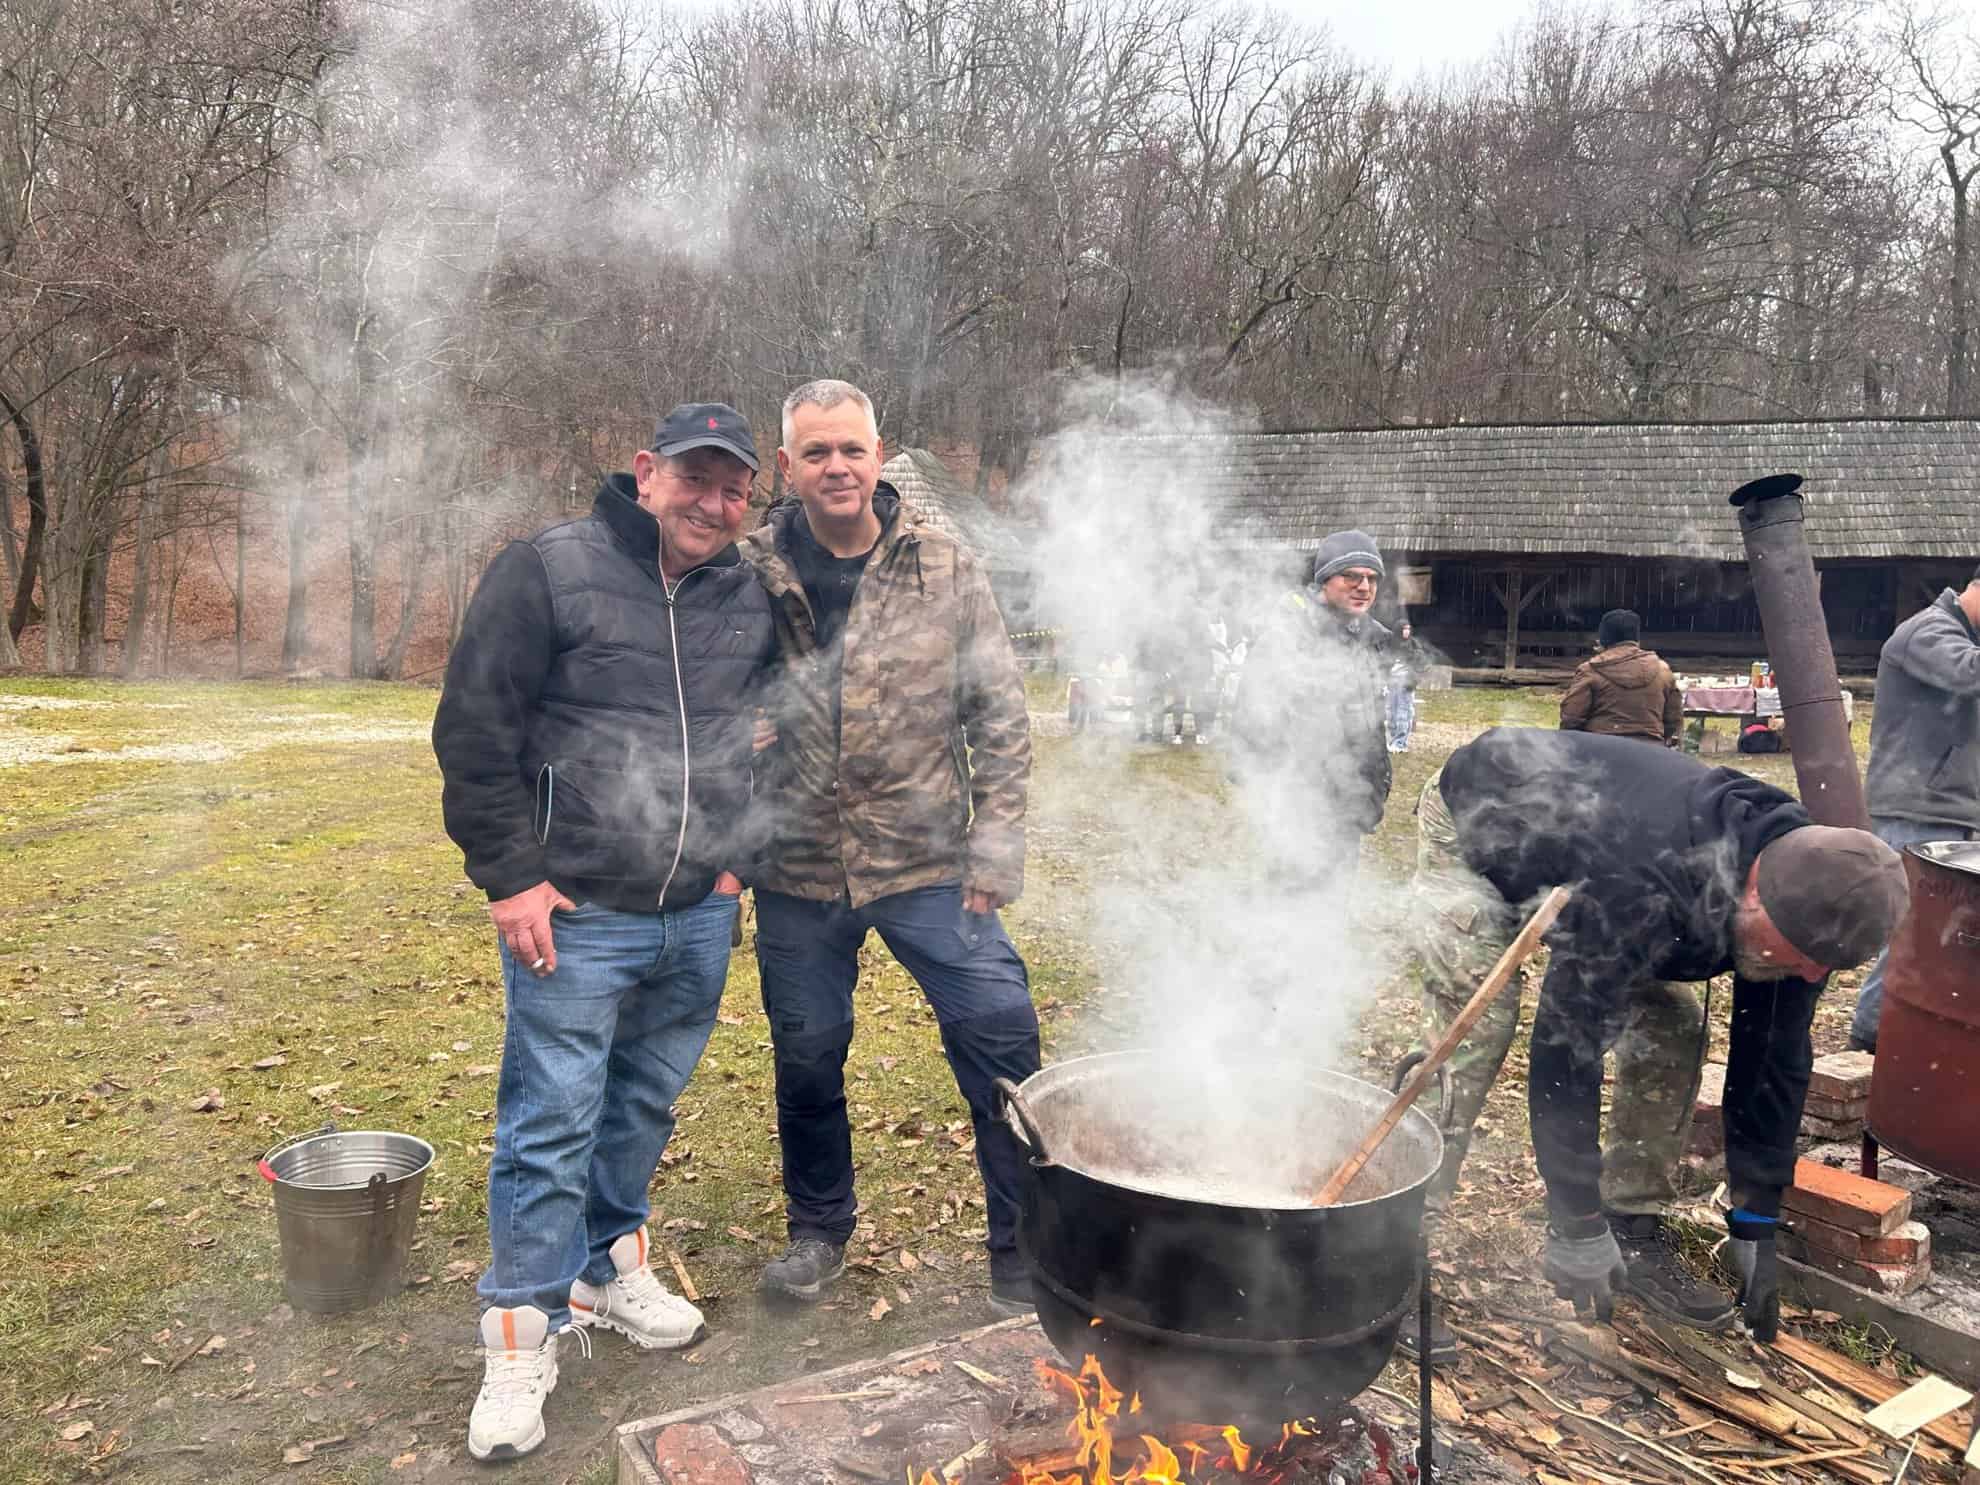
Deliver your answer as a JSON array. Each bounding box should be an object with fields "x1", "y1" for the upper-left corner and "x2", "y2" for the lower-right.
[{"x1": 1337, "y1": 570, "x2": 1380, "y2": 589}]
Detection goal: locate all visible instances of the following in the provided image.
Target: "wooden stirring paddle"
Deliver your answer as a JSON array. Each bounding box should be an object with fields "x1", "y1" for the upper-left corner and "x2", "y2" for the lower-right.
[{"x1": 1309, "y1": 884, "x2": 1572, "y2": 1207}]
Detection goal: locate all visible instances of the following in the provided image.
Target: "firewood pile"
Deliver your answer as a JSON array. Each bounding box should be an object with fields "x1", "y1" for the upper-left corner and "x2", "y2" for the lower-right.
[{"x1": 1425, "y1": 1296, "x2": 1977, "y2": 1484}]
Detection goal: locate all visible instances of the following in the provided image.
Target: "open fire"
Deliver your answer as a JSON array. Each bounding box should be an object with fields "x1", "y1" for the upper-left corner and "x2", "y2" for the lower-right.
[{"x1": 919, "y1": 1356, "x2": 1415, "y2": 1485}]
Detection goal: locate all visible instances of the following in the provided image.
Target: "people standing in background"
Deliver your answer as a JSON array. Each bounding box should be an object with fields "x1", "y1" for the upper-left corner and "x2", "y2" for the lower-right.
[
  {"x1": 1387, "y1": 619, "x2": 1427, "y2": 753},
  {"x1": 1228, "y1": 530, "x2": 1394, "y2": 851},
  {"x1": 1849, "y1": 568, "x2": 1980, "y2": 1052},
  {"x1": 1559, "y1": 608, "x2": 1682, "y2": 746}
]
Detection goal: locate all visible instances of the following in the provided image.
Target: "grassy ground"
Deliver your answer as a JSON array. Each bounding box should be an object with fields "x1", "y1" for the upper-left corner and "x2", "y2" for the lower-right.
[{"x1": 0, "y1": 678, "x2": 1873, "y2": 1484}]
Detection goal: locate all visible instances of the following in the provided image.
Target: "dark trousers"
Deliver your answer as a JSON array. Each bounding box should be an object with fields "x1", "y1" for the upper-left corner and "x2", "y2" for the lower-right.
[{"x1": 754, "y1": 883, "x2": 1041, "y2": 1274}]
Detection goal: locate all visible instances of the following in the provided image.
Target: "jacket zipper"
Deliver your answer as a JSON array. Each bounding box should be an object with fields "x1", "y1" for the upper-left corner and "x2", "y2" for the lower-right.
[{"x1": 657, "y1": 566, "x2": 710, "y2": 907}]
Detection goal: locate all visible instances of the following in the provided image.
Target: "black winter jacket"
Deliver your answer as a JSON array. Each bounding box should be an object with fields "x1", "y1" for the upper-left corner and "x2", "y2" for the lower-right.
[
  {"x1": 1440, "y1": 728, "x2": 1821, "y2": 1220},
  {"x1": 433, "y1": 476, "x2": 777, "y2": 913}
]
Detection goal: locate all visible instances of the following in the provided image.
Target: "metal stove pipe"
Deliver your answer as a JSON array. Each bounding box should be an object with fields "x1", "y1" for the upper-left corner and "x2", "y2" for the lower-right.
[{"x1": 1730, "y1": 474, "x2": 1870, "y2": 830}]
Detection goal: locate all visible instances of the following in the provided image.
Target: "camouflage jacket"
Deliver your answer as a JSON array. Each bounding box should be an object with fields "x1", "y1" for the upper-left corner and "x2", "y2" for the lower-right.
[{"x1": 741, "y1": 489, "x2": 1031, "y2": 907}]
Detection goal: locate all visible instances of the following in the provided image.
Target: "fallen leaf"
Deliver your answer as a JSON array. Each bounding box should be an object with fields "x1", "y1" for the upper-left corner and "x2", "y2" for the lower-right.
[
  {"x1": 253, "y1": 1055, "x2": 288, "y2": 1070},
  {"x1": 868, "y1": 1298, "x2": 892, "y2": 1321},
  {"x1": 306, "y1": 1082, "x2": 341, "y2": 1102},
  {"x1": 283, "y1": 1445, "x2": 312, "y2": 1465},
  {"x1": 451, "y1": 1041, "x2": 471, "y2": 1053},
  {"x1": 188, "y1": 1090, "x2": 223, "y2": 1113},
  {"x1": 390, "y1": 1452, "x2": 417, "y2": 1469},
  {"x1": 464, "y1": 1064, "x2": 497, "y2": 1077},
  {"x1": 197, "y1": 1334, "x2": 227, "y2": 1357},
  {"x1": 59, "y1": 1422, "x2": 95, "y2": 1442},
  {"x1": 726, "y1": 1226, "x2": 757, "y2": 1244},
  {"x1": 898, "y1": 1249, "x2": 920, "y2": 1271},
  {"x1": 441, "y1": 1260, "x2": 478, "y2": 1284}
]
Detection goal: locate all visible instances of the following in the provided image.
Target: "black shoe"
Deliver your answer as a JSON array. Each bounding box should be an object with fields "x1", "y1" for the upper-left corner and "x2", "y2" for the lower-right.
[
  {"x1": 1608, "y1": 1215, "x2": 1733, "y2": 1331},
  {"x1": 760, "y1": 1238, "x2": 846, "y2": 1303},
  {"x1": 1395, "y1": 1307, "x2": 1457, "y2": 1364},
  {"x1": 988, "y1": 1270, "x2": 1036, "y2": 1318},
  {"x1": 1845, "y1": 1036, "x2": 1875, "y2": 1054}
]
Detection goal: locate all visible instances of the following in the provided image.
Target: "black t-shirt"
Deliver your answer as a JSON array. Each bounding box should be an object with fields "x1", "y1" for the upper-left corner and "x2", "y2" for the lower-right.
[{"x1": 789, "y1": 515, "x2": 877, "y2": 736}]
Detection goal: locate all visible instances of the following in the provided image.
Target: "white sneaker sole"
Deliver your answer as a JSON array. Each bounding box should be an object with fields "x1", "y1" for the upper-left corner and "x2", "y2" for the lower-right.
[
  {"x1": 570, "y1": 1308, "x2": 706, "y2": 1351},
  {"x1": 466, "y1": 1362, "x2": 557, "y2": 1461}
]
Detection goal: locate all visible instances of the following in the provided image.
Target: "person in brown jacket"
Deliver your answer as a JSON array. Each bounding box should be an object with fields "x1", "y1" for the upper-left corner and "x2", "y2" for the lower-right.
[
  {"x1": 1560, "y1": 609, "x2": 1682, "y2": 745},
  {"x1": 740, "y1": 379, "x2": 1041, "y2": 1318}
]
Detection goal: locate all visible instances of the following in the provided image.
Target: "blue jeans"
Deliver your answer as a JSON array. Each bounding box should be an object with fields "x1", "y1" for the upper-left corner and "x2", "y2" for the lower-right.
[
  {"x1": 754, "y1": 883, "x2": 1041, "y2": 1275},
  {"x1": 477, "y1": 890, "x2": 738, "y2": 1328},
  {"x1": 1850, "y1": 817, "x2": 1970, "y2": 1049},
  {"x1": 1386, "y1": 686, "x2": 1416, "y2": 751}
]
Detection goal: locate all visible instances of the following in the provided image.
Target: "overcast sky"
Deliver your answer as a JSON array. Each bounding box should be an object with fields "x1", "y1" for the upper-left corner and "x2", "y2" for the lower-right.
[{"x1": 1284, "y1": 0, "x2": 1980, "y2": 81}]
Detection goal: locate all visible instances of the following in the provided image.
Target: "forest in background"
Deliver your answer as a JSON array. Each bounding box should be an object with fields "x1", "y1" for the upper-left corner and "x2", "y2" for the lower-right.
[{"x1": 5, "y1": 0, "x2": 1980, "y2": 677}]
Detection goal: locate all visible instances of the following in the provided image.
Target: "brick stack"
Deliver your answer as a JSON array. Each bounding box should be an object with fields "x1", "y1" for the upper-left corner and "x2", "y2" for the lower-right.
[
  {"x1": 1780, "y1": 1158, "x2": 1933, "y2": 1296},
  {"x1": 1800, "y1": 1050, "x2": 1876, "y2": 1140}
]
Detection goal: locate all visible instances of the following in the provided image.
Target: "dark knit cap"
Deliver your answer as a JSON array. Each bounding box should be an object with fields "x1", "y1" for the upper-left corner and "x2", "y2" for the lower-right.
[
  {"x1": 1598, "y1": 609, "x2": 1641, "y2": 647},
  {"x1": 1756, "y1": 826, "x2": 1909, "y2": 970},
  {"x1": 1312, "y1": 530, "x2": 1384, "y2": 586}
]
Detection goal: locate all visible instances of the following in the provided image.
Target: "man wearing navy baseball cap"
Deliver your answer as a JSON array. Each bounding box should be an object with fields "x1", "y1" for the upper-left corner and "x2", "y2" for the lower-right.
[{"x1": 434, "y1": 402, "x2": 775, "y2": 1460}]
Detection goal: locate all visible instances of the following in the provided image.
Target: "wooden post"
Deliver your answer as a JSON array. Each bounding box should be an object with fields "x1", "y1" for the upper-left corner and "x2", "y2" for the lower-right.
[{"x1": 1503, "y1": 568, "x2": 1522, "y2": 676}]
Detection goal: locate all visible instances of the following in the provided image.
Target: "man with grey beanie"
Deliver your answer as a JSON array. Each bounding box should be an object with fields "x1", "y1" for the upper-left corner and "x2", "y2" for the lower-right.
[
  {"x1": 1229, "y1": 529, "x2": 1395, "y2": 846},
  {"x1": 1434, "y1": 727, "x2": 1908, "y2": 1346}
]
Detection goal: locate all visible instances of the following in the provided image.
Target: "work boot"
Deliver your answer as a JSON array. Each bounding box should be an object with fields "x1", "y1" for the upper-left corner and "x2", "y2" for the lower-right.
[
  {"x1": 1394, "y1": 1307, "x2": 1457, "y2": 1365},
  {"x1": 570, "y1": 1227, "x2": 706, "y2": 1350},
  {"x1": 988, "y1": 1259, "x2": 1036, "y2": 1318},
  {"x1": 468, "y1": 1306, "x2": 561, "y2": 1461},
  {"x1": 760, "y1": 1237, "x2": 846, "y2": 1302},
  {"x1": 1608, "y1": 1214, "x2": 1734, "y2": 1331}
]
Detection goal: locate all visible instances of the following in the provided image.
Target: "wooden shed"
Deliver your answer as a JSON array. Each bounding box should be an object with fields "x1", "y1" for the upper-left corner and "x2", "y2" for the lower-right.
[
  {"x1": 1103, "y1": 418, "x2": 1980, "y2": 673},
  {"x1": 881, "y1": 448, "x2": 1036, "y2": 626}
]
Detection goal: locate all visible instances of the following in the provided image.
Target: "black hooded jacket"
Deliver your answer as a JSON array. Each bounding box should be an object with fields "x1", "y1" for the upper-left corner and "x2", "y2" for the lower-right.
[
  {"x1": 433, "y1": 475, "x2": 777, "y2": 913},
  {"x1": 1439, "y1": 728, "x2": 1823, "y2": 1220}
]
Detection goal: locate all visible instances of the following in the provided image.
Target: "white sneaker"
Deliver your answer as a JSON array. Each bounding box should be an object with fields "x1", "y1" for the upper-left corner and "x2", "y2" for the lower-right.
[
  {"x1": 569, "y1": 1227, "x2": 706, "y2": 1350},
  {"x1": 468, "y1": 1306, "x2": 560, "y2": 1461}
]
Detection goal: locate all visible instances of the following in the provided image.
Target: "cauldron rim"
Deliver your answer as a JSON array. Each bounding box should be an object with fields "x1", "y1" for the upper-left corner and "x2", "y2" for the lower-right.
[
  {"x1": 1007, "y1": 1050, "x2": 1443, "y2": 1214},
  {"x1": 1906, "y1": 839, "x2": 1980, "y2": 877}
]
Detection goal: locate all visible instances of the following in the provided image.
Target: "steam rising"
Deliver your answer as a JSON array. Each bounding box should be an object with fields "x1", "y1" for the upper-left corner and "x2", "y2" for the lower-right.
[{"x1": 1022, "y1": 377, "x2": 1410, "y2": 1203}]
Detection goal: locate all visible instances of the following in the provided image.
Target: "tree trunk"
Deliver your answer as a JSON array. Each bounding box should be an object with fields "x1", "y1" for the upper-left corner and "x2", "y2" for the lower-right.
[
  {"x1": 123, "y1": 472, "x2": 163, "y2": 677},
  {"x1": 1, "y1": 390, "x2": 47, "y2": 644},
  {"x1": 281, "y1": 445, "x2": 320, "y2": 672},
  {"x1": 231, "y1": 490, "x2": 244, "y2": 675},
  {"x1": 1946, "y1": 148, "x2": 1972, "y2": 414},
  {"x1": 382, "y1": 511, "x2": 435, "y2": 679},
  {"x1": 78, "y1": 535, "x2": 110, "y2": 675}
]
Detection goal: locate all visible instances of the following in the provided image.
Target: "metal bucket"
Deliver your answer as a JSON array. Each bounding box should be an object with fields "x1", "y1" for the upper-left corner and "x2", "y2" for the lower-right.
[{"x1": 258, "y1": 1125, "x2": 436, "y2": 1314}]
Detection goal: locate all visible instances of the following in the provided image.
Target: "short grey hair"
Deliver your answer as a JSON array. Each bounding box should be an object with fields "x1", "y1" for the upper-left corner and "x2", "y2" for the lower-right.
[{"x1": 781, "y1": 379, "x2": 878, "y2": 447}]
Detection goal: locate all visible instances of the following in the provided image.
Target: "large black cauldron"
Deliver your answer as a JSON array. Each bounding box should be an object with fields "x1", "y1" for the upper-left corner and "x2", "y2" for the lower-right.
[{"x1": 997, "y1": 1052, "x2": 1442, "y2": 1424}]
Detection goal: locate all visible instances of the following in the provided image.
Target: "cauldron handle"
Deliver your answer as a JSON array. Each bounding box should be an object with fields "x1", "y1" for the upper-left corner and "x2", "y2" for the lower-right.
[
  {"x1": 994, "y1": 1078, "x2": 1053, "y2": 1165},
  {"x1": 1392, "y1": 1052, "x2": 1457, "y2": 1138}
]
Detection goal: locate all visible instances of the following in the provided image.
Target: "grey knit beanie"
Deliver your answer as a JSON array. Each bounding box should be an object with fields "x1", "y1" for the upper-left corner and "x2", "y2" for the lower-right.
[{"x1": 1312, "y1": 530, "x2": 1385, "y2": 586}]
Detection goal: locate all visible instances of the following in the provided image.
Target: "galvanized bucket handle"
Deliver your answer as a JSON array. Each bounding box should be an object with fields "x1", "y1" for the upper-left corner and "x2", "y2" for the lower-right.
[
  {"x1": 257, "y1": 1121, "x2": 338, "y2": 1183},
  {"x1": 993, "y1": 1078, "x2": 1054, "y2": 1166}
]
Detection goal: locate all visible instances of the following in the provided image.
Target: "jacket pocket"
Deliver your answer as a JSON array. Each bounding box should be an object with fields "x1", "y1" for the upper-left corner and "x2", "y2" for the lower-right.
[{"x1": 538, "y1": 759, "x2": 685, "y2": 885}]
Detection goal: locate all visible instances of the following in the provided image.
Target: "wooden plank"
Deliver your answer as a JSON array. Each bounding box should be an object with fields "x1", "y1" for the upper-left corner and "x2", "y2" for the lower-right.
[
  {"x1": 1863, "y1": 1376, "x2": 1975, "y2": 1441},
  {"x1": 1772, "y1": 1334, "x2": 1974, "y2": 1454},
  {"x1": 1636, "y1": 1317, "x2": 1865, "y2": 1447}
]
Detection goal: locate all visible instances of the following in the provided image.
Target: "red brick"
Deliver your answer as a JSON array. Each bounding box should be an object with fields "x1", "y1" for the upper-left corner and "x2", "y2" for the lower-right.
[
  {"x1": 1807, "y1": 1050, "x2": 1876, "y2": 1103},
  {"x1": 653, "y1": 1424, "x2": 750, "y2": 1485},
  {"x1": 1779, "y1": 1236, "x2": 1931, "y2": 1296},
  {"x1": 1790, "y1": 1215, "x2": 1932, "y2": 1266},
  {"x1": 1783, "y1": 1158, "x2": 1912, "y2": 1237}
]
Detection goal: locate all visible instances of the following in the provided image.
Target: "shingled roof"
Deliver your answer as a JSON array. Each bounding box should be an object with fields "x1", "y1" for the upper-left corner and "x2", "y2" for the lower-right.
[
  {"x1": 881, "y1": 448, "x2": 1027, "y2": 569},
  {"x1": 1104, "y1": 419, "x2": 1980, "y2": 562}
]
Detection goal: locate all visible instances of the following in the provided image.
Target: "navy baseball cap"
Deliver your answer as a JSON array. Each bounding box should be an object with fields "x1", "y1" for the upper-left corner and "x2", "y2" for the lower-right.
[{"x1": 653, "y1": 403, "x2": 758, "y2": 472}]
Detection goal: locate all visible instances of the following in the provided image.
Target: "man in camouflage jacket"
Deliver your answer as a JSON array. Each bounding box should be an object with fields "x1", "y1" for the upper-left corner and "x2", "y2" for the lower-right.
[{"x1": 740, "y1": 379, "x2": 1040, "y2": 1316}]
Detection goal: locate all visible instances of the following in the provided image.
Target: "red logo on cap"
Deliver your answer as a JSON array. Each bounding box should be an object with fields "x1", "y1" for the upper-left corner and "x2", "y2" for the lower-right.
[{"x1": 707, "y1": 417, "x2": 718, "y2": 429}]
